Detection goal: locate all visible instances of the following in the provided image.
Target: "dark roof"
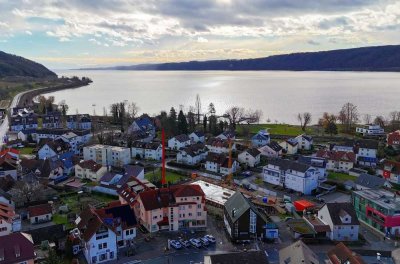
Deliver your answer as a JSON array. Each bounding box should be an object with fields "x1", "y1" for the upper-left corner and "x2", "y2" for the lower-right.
[
  {"x1": 285, "y1": 138, "x2": 298, "y2": 146},
  {"x1": 123, "y1": 165, "x2": 144, "y2": 178},
  {"x1": 297, "y1": 156, "x2": 326, "y2": 168},
  {"x1": 191, "y1": 131, "x2": 205, "y2": 137},
  {"x1": 252, "y1": 133, "x2": 269, "y2": 141},
  {"x1": 28, "y1": 203, "x2": 52, "y2": 217},
  {"x1": 316, "y1": 150, "x2": 356, "y2": 163},
  {"x1": 279, "y1": 240, "x2": 319, "y2": 264},
  {"x1": 220, "y1": 131, "x2": 235, "y2": 138},
  {"x1": 323, "y1": 203, "x2": 360, "y2": 226},
  {"x1": 206, "y1": 137, "x2": 231, "y2": 148},
  {"x1": 181, "y1": 143, "x2": 206, "y2": 157},
  {"x1": 38, "y1": 138, "x2": 71, "y2": 153},
  {"x1": 76, "y1": 160, "x2": 103, "y2": 172},
  {"x1": 268, "y1": 159, "x2": 311, "y2": 173},
  {"x1": 300, "y1": 134, "x2": 313, "y2": 142},
  {"x1": 355, "y1": 173, "x2": 388, "y2": 189},
  {"x1": 327, "y1": 242, "x2": 366, "y2": 264},
  {"x1": 0, "y1": 188, "x2": 12, "y2": 200},
  {"x1": 97, "y1": 202, "x2": 138, "y2": 229},
  {"x1": 224, "y1": 191, "x2": 267, "y2": 224},
  {"x1": 66, "y1": 114, "x2": 91, "y2": 123},
  {"x1": 266, "y1": 141, "x2": 283, "y2": 152},
  {"x1": 244, "y1": 148, "x2": 261, "y2": 158},
  {"x1": 355, "y1": 139, "x2": 378, "y2": 150},
  {"x1": 206, "y1": 152, "x2": 228, "y2": 165},
  {"x1": 206, "y1": 251, "x2": 269, "y2": 264},
  {"x1": 173, "y1": 134, "x2": 190, "y2": 143},
  {"x1": 133, "y1": 115, "x2": 153, "y2": 131},
  {"x1": 25, "y1": 224, "x2": 66, "y2": 244},
  {"x1": 0, "y1": 233, "x2": 35, "y2": 264},
  {"x1": 77, "y1": 208, "x2": 107, "y2": 242}
]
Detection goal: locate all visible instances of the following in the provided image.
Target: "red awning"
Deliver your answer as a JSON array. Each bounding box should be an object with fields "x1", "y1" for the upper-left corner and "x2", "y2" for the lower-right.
[{"x1": 294, "y1": 200, "x2": 315, "y2": 211}]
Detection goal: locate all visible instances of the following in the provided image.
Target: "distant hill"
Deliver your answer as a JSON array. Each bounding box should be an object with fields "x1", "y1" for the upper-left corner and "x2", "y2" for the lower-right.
[
  {"x1": 0, "y1": 51, "x2": 57, "y2": 78},
  {"x1": 83, "y1": 45, "x2": 400, "y2": 72}
]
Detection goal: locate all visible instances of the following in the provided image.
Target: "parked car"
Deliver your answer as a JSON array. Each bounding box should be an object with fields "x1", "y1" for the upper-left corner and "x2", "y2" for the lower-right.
[
  {"x1": 169, "y1": 240, "x2": 182, "y2": 249},
  {"x1": 189, "y1": 238, "x2": 202, "y2": 248},
  {"x1": 179, "y1": 239, "x2": 190, "y2": 248},
  {"x1": 241, "y1": 171, "x2": 253, "y2": 177},
  {"x1": 204, "y1": 235, "x2": 216, "y2": 243},
  {"x1": 199, "y1": 237, "x2": 210, "y2": 246}
]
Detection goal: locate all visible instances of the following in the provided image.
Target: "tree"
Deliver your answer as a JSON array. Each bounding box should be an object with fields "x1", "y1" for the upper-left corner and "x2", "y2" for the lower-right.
[
  {"x1": 339, "y1": 102, "x2": 359, "y2": 132},
  {"x1": 203, "y1": 115, "x2": 207, "y2": 133},
  {"x1": 177, "y1": 110, "x2": 188, "y2": 134},
  {"x1": 127, "y1": 102, "x2": 139, "y2": 121},
  {"x1": 195, "y1": 94, "x2": 202, "y2": 125},
  {"x1": 388, "y1": 111, "x2": 400, "y2": 131},
  {"x1": 374, "y1": 115, "x2": 386, "y2": 128},
  {"x1": 320, "y1": 112, "x2": 338, "y2": 136},
  {"x1": 43, "y1": 249, "x2": 63, "y2": 264},
  {"x1": 187, "y1": 108, "x2": 196, "y2": 132},
  {"x1": 297, "y1": 112, "x2": 312, "y2": 131},
  {"x1": 218, "y1": 120, "x2": 224, "y2": 133},
  {"x1": 224, "y1": 106, "x2": 262, "y2": 129},
  {"x1": 208, "y1": 102, "x2": 216, "y2": 115},
  {"x1": 167, "y1": 107, "x2": 178, "y2": 135},
  {"x1": 363, "y1": 114, "x2": 372, "y2": 125},
  {"x1": 58, "y1": 100, "x2": 69, "y2": 116},
  {"x1": 11, "y1": 181, "x2": 42, "y2": 204},
  {"x1": 208, "y1": 115, "x2": 218, "y2": 135}
]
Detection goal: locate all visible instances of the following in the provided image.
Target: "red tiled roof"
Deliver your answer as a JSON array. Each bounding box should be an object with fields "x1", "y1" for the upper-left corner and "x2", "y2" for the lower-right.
[
  {"x1": 0, "y1": 148, "x2": 20, "y2": 157},
  {"x1": 316, "y1": 150, "x2": 356, "y2": 163},
  {"x1": 27, "y1": 203, "x2": 52, "y2": 217},
  {"x1": 327, "y1": 242, "x2": 366, "y2": 264},
  {"x1": 387, "y1": 130, "x2": 400, "y2": 146},
  {"x1": 0, "y1": 233, "x2": 35, "y2": 264},
  {"x1": 76, "y1": 160, "x2": 103, "y2": 172},
  {"x1": 77, "y1": 208, "x2": 105, "y2": 242}
]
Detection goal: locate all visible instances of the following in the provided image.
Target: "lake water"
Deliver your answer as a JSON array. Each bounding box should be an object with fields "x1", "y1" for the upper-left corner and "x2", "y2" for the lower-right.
[{"x1": 49, "y1": 70, "x2": 400, "y2": 124}]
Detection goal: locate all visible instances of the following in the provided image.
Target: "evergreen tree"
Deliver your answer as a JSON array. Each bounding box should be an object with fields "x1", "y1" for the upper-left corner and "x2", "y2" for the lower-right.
[
  {"x1": 218, "y1": 120, "x2": 224, "y2": 133},
  {"x1": 203, "y1": 115, "x2": 207, "y2": 133},
  {"x1": 187, "y1": 110, "x2": 196, "y2": 132},
  {"x1": 177, "y1": 110, "x2": 188, "y2": 134},
  {"x1": 168, "y1": 107, "x2": 178, "y2": 135}
]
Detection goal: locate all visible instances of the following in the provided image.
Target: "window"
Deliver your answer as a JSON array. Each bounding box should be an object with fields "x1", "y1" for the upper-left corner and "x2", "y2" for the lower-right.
[
  {"x1": 98, "y1": 242, "x2": 107, "y2": 250},
  {"x1": 197, "y1": 212, "x2": 201, "y2": 217},
  {"x1": 249, "y1": 210, "x2": 257, "y2": 233},
  {"x1": 197, "y1": 204, "x2": 201, "y2": 209}
]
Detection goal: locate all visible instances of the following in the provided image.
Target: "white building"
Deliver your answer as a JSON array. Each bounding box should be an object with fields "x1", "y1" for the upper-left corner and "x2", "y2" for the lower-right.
[
  {"x1": 176, "y1": 143, "x2": 207, "y2": 165},
  {"x1": 205, "y1": 152, "x2": 238, "y2": 175},
  {"x1": 258, "y1": 141, "x2": 283, "y2": 158},
  {"x1": 317, "y1": 203, "x2": 359, "y2": 241},
  {"x1": 355, "y1": 140, "x2": 378, "y2": 168},
  {"x1": 216, "y1": 131, "x2": 235, "y2": 140},
  {"x1": 206, "y1": 138, "x2": 235, "y2": 154},
  {"x1": 251, "y1": 129, "x2": 270, "y2": 147},
  {"x1": 295, "y1": 134, "x2": 313, "y2": 150},
  {"x1": 316, "y1": 150, "x2": 356, "y2": 173},
  {"x1": 131, "y1": 141, "x2": 162, "y2": 161},
  {"x1": 189, "y1": 131, "x2": 205, "y2": 143},
  {"x1": 168, "y1": 134, "x2": 191, "y2": 150},
  {"x1": 75, "y1": 160, "x2": 107, "y2": 181},
  {"x1": 83, "y1": 145, "x2": 131, "y2": 167},
  {"x1": 279, "y1": 138, "x2": 298, "y2": 155},
  {"x1": 356, "y1": 124, "x2": 385, "y2": 137},
  {"x1": 263, "y1": 159, "x2": 319, "y2": 195},
  {"x1": 238, "y1": 148, "x2": 261, "y2": 168},
  {"x1": 66, "y1": 114, "x2": 92, "y2": 130}
]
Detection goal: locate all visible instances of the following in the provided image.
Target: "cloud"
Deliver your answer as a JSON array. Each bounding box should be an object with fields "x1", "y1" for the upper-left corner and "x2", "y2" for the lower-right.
[
  {"x1": 197, "y1": 37, "x2": 208, "y2": 43},
  {"x1": 25, "y1": 30, "x2": 32, "y2": 35},
  {"x1": 307, "y1": 39, "x2": 320, "y2": 46}
]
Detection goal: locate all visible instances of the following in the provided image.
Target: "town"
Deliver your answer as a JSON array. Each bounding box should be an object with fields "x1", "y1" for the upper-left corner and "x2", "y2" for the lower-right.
[{"x1": 1, "y1": 96, "x2": 400, "y2": 264}]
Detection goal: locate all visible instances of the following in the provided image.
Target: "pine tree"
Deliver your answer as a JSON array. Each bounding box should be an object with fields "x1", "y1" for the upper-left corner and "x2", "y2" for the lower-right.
[
  {"x1": 177, "y1": 110, "x2": 188, "y2": 134},
  {"x1": 203, "y1": 115, "x2": 207, "y2": 133}
]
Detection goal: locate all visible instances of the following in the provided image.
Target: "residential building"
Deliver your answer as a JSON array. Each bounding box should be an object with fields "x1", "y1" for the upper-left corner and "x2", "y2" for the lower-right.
[
  {"x1": 216, "y1": 131, "x2": 235, "y2": 140},
  {"x1": 128, "y1": 114, "x2": 155, "y2": 135},
  {"x1": 354, "y1": 173, "x2": 392, "y2": 190},
  {"x1": 380, "y1": 160, "x2": 400, "y2": 184},
  {"x1": 0, "y1": 157, "x2": 17, "y2": 180},
  {"x1": 66, "y1": 114, "x2": 92, "y2": 130},
  {"x1": 327, "y1": 242, "x2": 366, "y2": 264},
  {"x1": 42, "y1": 111, "x2": 62, "y2": 129},
  {"x1": 27, "y1": 203, "x2": 53, "y2": 224},
  {"x1": 134, "y1": 184, "x2": 207, "y2": 233},
  {"x1": 37, "y1": 139, "x2": 71, "y2": 159},
  {"x1": 387, "y1": 130, "x2": 400, "y2": 149},
  {"x1": 9, "y1": 108, "x2": 38, "y2": 132},
  {"x1": 263, "y1": 159, "x2": 319, "y2": 195},
  {"x1": 17, "y1": 129, "x2": 37, "y2": 142},
  {"x1": 36, "y1": 128, "x2": 91, "y2": 146},
  {"x1": 279, "y1": 240, "x2": 319, "y2": 264},
  {"x1": 238, "y1": 148, "x2": 261, "y2": 168},
  {"x1": 206, "y1": 137, "x2": 236, "y2": 154},
  {"x1": 356, "y1": 124, "x2": 385, "y2": 137},
  {"x1": 0, "y1": 232, "x2": 36, "y2": 264},
  {"x1": 83, "y1": 145, "x2": 131, "y2": 167},
  {"x1": 19, "y1": 157, "x2": 64, "y2": 179},
  {"x1": 316, "y1": 150, "x2": 356, "y2": 173},
  {"x1": 74, "y1": 208, "x2": 117, "y2": 264},
  {"x1": 57, "y1": 132, "x2": 81, "y2": 154},
  {"x1": 0, "y1": 202, "x2": 21, "y2": 236},
  {"x1": 176, "y1": 143, "x2": 208, "y2": 165},
  {"x1": 316, "y1": 203, "x2": 360, "y2": 241},
  {"x1": 223, "y1": 192, "x2": 268, "y2": 242},
  {"x1": 168, "y1": 134, "x2": 191, "y2": 150},
  {"x1": 205, "y1": 152, "x2": 238, "y2": 175},
  {"x1": 131, "y1": 141, "x2": 162, "y2": 161},
  {"x1": 353, "y1": 189, "x2": 400, "y2": 236},
  {"x1": 279, "y1": 138, "x2": 298, "y2": 155},
  {"x1": 258, "y1": 141, "x2": 283, "y2": 158},
  {"x1": 75, "y1": 160, "x2": 107, "y2": 181},
  {"x1": 190, "y1": 180, "x2": 235, "y2": 209},
  {"x1": 354, "y1": 139, "x2": 378, "y2": 167},
  {"x1": 118, "y1": 177, "x2": 156, "y2": 206},
  {"x1": 297, "y1": 155, "x2": 327, "y2": 182},
  {"x1": 0, "y1": 189, "x2": 13, "y2": 208},
  {"x1": 251, "y1": 129, "x2": 270, "y2": 147},
  {"x1": 295, "y1": 134, "x2": 313, "y2": 150},
  {"x1": 189, "y1": 131, "x2": 205, "y2": 143},
  {"x1": 204, "y1": 251, "x2": 269, "y2": 264}
]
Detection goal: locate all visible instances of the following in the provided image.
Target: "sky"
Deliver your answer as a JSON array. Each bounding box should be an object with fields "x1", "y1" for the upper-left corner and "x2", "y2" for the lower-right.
[{"x1": 0, "y1": 0, "x2": 399, "y2": 69}]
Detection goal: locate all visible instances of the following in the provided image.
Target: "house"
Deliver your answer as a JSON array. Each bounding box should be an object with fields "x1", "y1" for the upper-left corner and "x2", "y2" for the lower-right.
[
  {"x1": 128, "y1": 114, "x2": 155, "y2": 137},
  {"x1": 279, "y1": 240, "x2": 319, "y2": 264},
  {"x1": 42, "y1": 111, "x2": 62, "y2": 129},
  {"x1": 37, "y1": 139, "x2": 71, "y2": 159},
  {"x1": 75, "y1": 160, "x2": 107, "y2": 181},
  {"x1": 204, "y1": 251, "x2": 269, "y2": 264},
  {"x1": 327, "y1": 242, "x2": 366, "y2": 264},
  {"x1": 380, "y1": 160, "x2": 400, "y2": 184},
  {"x1": 258, "y1": 141, "x2": 283, "y2": 158},
  {"x1": 74, "y1": 208, "x2": 117, "y2": 263},
  {"x1": 206, "y1": 137, "x2": 236, "y2": 154},
  {"x1": 0, "y1": 202, "x2": 21, "y2": 236},
  {"x1": 20, "y1": 157, "x2": 64, "y2": 179},
  {"x1": 0, "y1": 189, "x2": 13, "y2": 207},
  {"x1": 0, "y1": 232, "x2": 36, "y2": 264},
  {"x1": 223, "y1": 191, "x2": 268, "y2": 242},
  {"x1": 27, "y1": 203, "x2": 53, "y2": 224},
  {"x1": 353, "y1": 188, "x2": 400, "y2": 237},
  {"x1": 316, "y1": 203, "x2": 360, "y2": 241},
  {"x1": 134, "y1": 184, "x2": 207, "y2": 233},
  {"x1": 279, "y1": 138, "x2": 298, "y2": 155},
  {"x1": 177, "y1": 143, "x2": 208, "y2": 165},
  {"x1": 251, "y1": 129, "x2": 270, "y2": 147},
  {"x1": 35, "y1": 128, "x2": 92, "y2": 146},
  {"x1": 216, "y1": 131, "x2": 235, "y2": 140},
  {"x1": 117, "y1": 177, "x2": 156, "y2": 206},
  {"x1": 57, "y1": 132, "x2": 80, "y2": 154},
  {"x1": 354, "y1": 139, "x2": 378, "y2": 167},
  {"x1": 297, "y1": 155, "x2": 327, "y2": 183},
  {"x1": 295, "y1": 134, "x2": 313, "y2": 150},
  {"x1": 238, "y1": 148, "x2": 261, "y2": 168},
  {"x1": 131, "y1": 141, "x2": 162, "y2": 161},
  {"x1": 205, "y1": 152, "x2": 238, "y2": 175},
  {"x1": 0, "y1": 157, "x2": 17, "y2": 180},
  {"x1": 387, "y1": 130, "x2": 400, "y2": 149},
  {"x1": 17, "y1": 129, "x2": 37, "y2": 142},
  {"x1": 66, "y1": 114, "x2": 92, "y2": 130},
  {"x1": 9, "y1": 107, "x2": 38, "y2": 132},
  {"x1": 354, "y1": 173, "x2": 392, "y2": 190},
  {"x1": 83, "y1": 145, "x2": 131, "y2": 167},
  {"x1": 356, "y1": 124, "x2": 385, "y2": 137},
  {"x1": 316, "y1": 150, "x2": 356, "y2": 173},
  {"x1": 189, "y1": 131, "x2": 205, "y2": 143},
  {"x1": 168, "y1": 134, "x2": 191, "y2": 150},
  {"x1": 263, "y1": 159, "x2": 319, "y2": 195}
]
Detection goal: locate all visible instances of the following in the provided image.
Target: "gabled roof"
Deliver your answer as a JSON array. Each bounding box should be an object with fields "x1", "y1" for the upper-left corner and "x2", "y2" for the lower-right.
[
  {"x1": 224, "y1": 191, "x2": 267, "y2": 224},
  {"x1": 252, "y1": 133, "x2": 269, "y2": 141},
  {"x1": 264, "y1": 141, "x2": 283, "y2": 152},
  {"x1": 267, "y1": 159, "x2": 311, "y2": 173},
  {"x1": 181, "y1": 143, "x2": 207, "y2": 157},
  {"x1": 316, "y1": 150, "x2": 356, "y2": 163},
  {"x1": 27, "y1": 203, "x2": 52, "y2": 217},
  {"x1": 96, "y1": 202, "x2": 138, "y2": 230},
  {"x1": 285, "y1": 138, "x2": 298, "y2": 146},
  {"x1": 327, "y1": 242, "x2": 366, "y2": 264},
  {"x1": 242, "y1": 148, "x2": 261, "y2": 158},
  {"x1": 219, "y1": 131, "x2": 235, "y2": 139},
  {"x1": 0, "y1": 233, "x2": 35, "y2": 264},
  {"x1": 172, "y1": 134, "x2": 190, "y2": 143},
  {"x1": 206, "y1": 251, "x2": 269, "y2": 264},
  {"x1": 279, "y1": 240, "x2": 320, "y2": 264},
  {"x1": 190, "y1": 131, "x2": 204, "y2": 137},
  {"x1": 77, "y1": 208, "x2": 109, "y2": 242},
  {"x1": 355, "y1": 173, "x2": 389, "y2": 189},
  {"x1": 206, "y1": 137, "x2": 231, "y2": 148},
  {"x1": 384, "y1": 159, "x2": 400, "y2": 173},
  {"x1": 206, "y1": 152, "x2": 227, "y2": 165},
  {"x1": 0, "y1": 188, "x2": 12, "y2": 200},
  {"x1": 322, "y1": 202, "x2": 359, "y2": 226},
  {"x1": 133, "y1": 115, "x2": 153, "y2": 131},
  {"x1": 297, "y1": 156, "x2": 326, "y2": 169},
  {"x1": 76, "y1": 160, "x2": 103, "y2": 172}
]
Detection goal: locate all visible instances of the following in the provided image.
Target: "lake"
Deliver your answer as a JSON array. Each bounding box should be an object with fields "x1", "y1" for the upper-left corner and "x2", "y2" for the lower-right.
[{"x1": 49, "y1": 70, "x2": 400, "y2": 124}]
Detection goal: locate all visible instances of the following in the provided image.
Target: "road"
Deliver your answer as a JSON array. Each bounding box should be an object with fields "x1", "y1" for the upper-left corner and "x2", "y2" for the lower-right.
[{"x1": 0, "y1": 89, "x2": 25, "y2": 146}]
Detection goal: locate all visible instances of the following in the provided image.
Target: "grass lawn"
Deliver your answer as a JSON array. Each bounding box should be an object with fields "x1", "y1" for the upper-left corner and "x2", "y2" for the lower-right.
[
  {"x1": 18, "y1": 147, "x2": 35, "y2": 155},
  {"x1": 53, "y1": 213, "x2": 74, "y2": 229},
  {"x1": 59, "y1": 192, "x2": 117, "y2": 214},
  {"x1": 145, "y1": 169, "x2": 186, "y2": 184},
  {"x1": 237, "y1": 123, "x2": 312, "y2": 136},
  {"x1": 328, "y1": 172, "x2": 357, "y2": 182},
  {"x1": 254, "y1": 177, "x2": 263, "y2": 185}
]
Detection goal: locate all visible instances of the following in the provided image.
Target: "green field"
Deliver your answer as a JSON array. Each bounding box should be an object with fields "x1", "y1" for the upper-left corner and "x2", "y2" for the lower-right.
[
  {"x1": 18, "y1": 147, "x2": 35, "y2": 155},
  {"x1": 59, "y1": 192, "x2": 116, "y2": 214},
  {"x1": 145, "y1": 169, "x2": 186, "y2": 184},
  {"x1": 327, "y1": 172, "x2": 357, "y2": 182},
  {"x1": 237, "y1": 123, "x2": 312, "y2": 136}
]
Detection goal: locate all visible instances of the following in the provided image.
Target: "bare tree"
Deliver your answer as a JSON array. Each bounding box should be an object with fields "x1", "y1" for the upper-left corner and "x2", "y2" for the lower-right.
[
  {"x1": 363, "y1": 114, "x2": 372, "y2": 125},
  {"x1": 11, "y1": 181, "x2": 43, "y2": 205},
  {"x1": 224, "y1": 107, "x2": 262, "y2": 129},
  {"x1": 388, "y1": 111, "x2": 400, "y2": 131},
  {"x1": 374, "y1": 116, "x2": 386, "y2": 128},
  {"x1": 297, "y1": 112, "x2": 312, "y2": 131},
  {"x1": 195, "y1": 94, "x2": 202, "y2": 125},
  {"x1": 127, "y1": 102, "x2": 139, "y2": 120},
  {"x1": 339, "y1": 102, "x2": 359, "y2": 132}
]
